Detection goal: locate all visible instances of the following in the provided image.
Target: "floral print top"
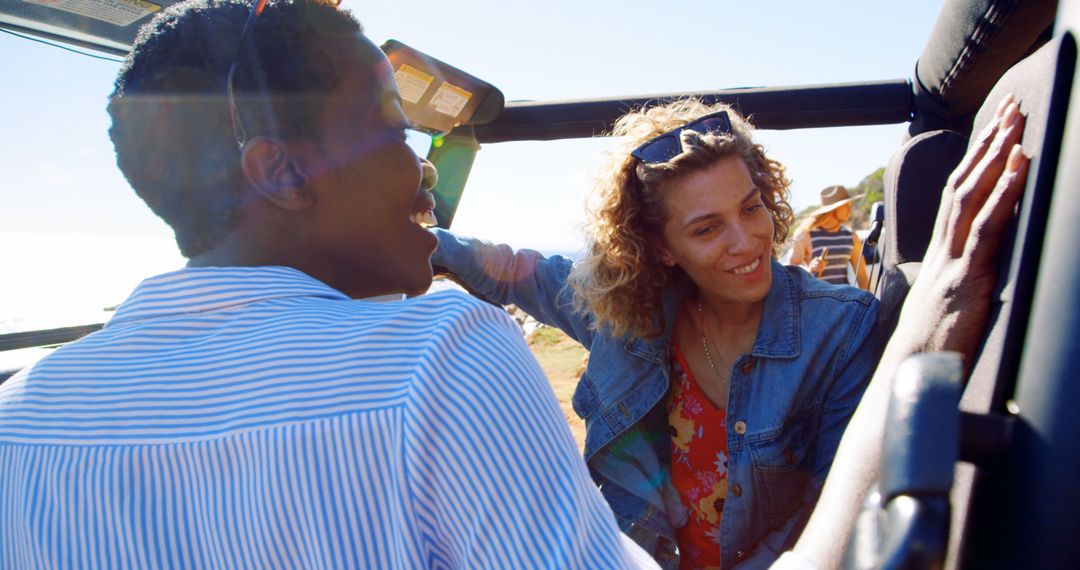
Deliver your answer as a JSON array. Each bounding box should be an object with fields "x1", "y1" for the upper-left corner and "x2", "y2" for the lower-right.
[{"x1": 669, "y1": 345, "x2": 729, "y2": 570}]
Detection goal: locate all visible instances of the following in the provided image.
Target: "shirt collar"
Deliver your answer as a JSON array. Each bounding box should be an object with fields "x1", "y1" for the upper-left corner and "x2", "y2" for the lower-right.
[
  {"x1": 751, "y1": 259, "x2": 801, "y2": 359},
  {"x1": 106, "y1": 266, "x2": 349, "y2": 327}
]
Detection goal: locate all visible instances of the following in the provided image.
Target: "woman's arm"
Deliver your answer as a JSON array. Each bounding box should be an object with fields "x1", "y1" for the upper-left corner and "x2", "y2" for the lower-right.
[
  {"x1": 849, "y1": 232, "x2": 870, "y2": 289},
  {"x1": 789, "y1": 230, "x2": 813, "y2": 266},
  {"x1": 430, "y1": 228, "x2": 596, "y2": 348}
]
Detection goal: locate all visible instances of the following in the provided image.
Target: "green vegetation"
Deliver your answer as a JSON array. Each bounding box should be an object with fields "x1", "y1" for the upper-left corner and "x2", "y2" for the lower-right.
[{"x1": 847, "y1": 167, "x2": 886, "y2": 229}]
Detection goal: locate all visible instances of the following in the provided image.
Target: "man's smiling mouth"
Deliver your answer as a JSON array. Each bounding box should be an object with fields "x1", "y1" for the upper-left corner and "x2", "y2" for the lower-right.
[{"x1": 410, "y1": 209, "x2": 437, "y2": 228}]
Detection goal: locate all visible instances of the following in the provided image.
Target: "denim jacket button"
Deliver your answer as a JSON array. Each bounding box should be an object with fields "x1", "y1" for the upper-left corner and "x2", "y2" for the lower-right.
[
  {"x1": 737, "y1": 550, "x2": 746, "y2": 559},
  {"x1": 734, "y1": 420, "x2": 747, "y2": 435},
  {"x1": 731, "y1": 482, "x2": 742, "y2": 497},
  {"x1": 740, "y1": 358, "x2": 755, "y2": 373}
]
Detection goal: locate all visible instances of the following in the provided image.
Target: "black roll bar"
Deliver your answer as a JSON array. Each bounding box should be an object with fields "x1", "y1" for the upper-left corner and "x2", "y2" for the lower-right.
[{"x1": 473, "y1": 80, "x2": 914, "y2": 143}]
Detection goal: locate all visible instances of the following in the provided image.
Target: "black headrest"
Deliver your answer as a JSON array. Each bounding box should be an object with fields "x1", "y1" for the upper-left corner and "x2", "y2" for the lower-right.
[
  {"x1": 972, "y1": 36, "x2": 1064, "y2": 174},
  {"x1": 949, "y1": 36, "x2": 1073, "y2": 569},
  {"x1": 883, "y1": 129, "x2": 969, "y2": 268},
  {"x1": 962, "y1": 36, "x2": 1070, "y2": 413},
  {"x1": 909, "y1": 0, "x2": 1057, "y2": 135}
]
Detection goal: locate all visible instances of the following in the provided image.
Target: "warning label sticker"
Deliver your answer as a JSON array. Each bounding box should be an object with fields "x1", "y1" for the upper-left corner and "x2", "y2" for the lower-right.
[
  {"x1": 25, "y1": 0, "x2": 161, "y2": 27},
  {"x1": 430, "y1": 82, "x2": 472, "y2": 118},
  {"x1": 394, "y1": 64, "x2": 434, "y2": 104}
]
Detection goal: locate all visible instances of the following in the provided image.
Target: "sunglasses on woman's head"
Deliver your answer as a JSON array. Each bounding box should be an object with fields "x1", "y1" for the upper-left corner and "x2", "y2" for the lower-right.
[{"x1": 630, "y1": 110, "x2": 733, "y2": 164}]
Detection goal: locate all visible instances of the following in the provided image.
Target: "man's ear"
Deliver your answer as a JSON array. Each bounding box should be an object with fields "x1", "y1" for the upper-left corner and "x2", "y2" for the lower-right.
[{"x1": 240, "y1": 137, "x2": 315, "y2": 211}]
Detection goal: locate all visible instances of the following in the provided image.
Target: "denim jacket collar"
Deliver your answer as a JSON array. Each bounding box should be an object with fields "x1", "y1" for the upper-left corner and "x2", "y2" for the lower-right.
[
  {"x1": 622, "y1": 259, "x2": 800, "y2": 364},
  {"x1": 751, "y1": 259, "x2": 801, "y2": 359}
]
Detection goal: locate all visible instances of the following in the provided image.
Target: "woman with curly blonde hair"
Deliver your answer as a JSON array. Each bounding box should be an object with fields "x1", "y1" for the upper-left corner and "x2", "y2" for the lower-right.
[
  {"x1": 431, "y1": 99, "x2": 882, "y2": 569},
  {"x1": 569, "y1": 99, "x2": 795, "y2": 340}
]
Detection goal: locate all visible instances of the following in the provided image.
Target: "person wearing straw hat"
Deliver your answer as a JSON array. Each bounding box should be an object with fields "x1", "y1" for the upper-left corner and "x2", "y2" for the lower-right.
[{"x1": 790, "y1": 185, "x2": 870, "y2": 289}]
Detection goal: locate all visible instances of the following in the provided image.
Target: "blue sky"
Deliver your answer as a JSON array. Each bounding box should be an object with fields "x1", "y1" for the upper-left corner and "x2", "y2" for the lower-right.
[{"x1": 0, "y1": 0, "x2": 946, "y2": 330}]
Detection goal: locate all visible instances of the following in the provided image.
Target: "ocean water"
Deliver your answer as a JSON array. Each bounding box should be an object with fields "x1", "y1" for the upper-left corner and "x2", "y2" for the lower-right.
[
  {"x1": 0, "y1": 232, "x2": 583, "y2": 335},
  {"x1": 0, "y1": 232, "x2": 185, "y2": 334},
  {"x1": 0, "y1": 233, "x2": 584, "y2": 373}
]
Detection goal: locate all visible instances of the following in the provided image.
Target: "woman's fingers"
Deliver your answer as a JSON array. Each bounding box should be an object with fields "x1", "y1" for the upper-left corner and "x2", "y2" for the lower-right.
[
  {"x1": 950, "y1": 95, "x2": 1016, "y2": 186},
  {"x1": 964, "y1": 143, "x2": 1030, "y2": 266},
  {"x1": 931, "y1": 94, "x2": 1016, "y2": 248},
  {"x1": 943, "y1": 100, "x2": 1026, "y2": 257}
]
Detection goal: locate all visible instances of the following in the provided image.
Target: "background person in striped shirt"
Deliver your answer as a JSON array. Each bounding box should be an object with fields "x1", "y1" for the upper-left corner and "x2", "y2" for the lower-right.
[
  {"x1": 0, "y1": 0, "x2": 658, "y2": 567},
  {"x1": 790, "y1": 186, "x2": 871, "y2": 289}
]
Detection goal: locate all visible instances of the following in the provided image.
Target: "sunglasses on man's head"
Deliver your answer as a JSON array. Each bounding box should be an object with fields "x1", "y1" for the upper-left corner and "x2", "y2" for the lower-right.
[
  {"x1": 225, "y1": 0, "x2": 343, "y2": 149},
  {"x1": 630, "y1": 110, "x2": 733, "y2": 164},
  {"x1": 226, "y1": 0, "x2": 270, "y2": 149}
]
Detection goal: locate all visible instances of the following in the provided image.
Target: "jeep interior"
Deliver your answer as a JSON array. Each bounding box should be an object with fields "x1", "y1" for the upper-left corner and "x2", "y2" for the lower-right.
[{"x1": 2, "y1": 0, "x2": 1078, "y2": 566}]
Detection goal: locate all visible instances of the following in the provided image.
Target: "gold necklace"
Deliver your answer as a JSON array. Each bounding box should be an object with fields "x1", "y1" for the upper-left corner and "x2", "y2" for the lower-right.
[{"x1": 697, "y1": 300, "x2": 728, "y2": 384}]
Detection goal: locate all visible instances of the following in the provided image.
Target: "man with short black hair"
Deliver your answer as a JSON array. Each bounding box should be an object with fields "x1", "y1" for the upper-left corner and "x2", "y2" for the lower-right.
[{"x1": 0, "y1": 0, "x2": 657, "y2": 567}]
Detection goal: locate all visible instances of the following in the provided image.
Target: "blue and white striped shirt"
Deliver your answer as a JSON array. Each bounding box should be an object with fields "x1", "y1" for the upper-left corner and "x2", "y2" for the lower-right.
[{"x1": 0, "y1": 266, "x2": 656, "y2": 569}]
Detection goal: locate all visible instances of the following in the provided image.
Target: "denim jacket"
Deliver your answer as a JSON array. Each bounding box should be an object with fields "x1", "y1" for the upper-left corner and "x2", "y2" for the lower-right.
[{"x1": 431, "y1": 229, "x2": 882, "y2": 569}]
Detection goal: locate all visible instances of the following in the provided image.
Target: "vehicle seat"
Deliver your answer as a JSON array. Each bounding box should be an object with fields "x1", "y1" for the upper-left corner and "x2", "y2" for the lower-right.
[
  {"x1": 851, "y1": 35, "x2": 1074, "y2": 570},
  {"x1": 948, "y1": 34, "x2": 1074, "y2": 569},
  {"x1": 875, "y1": 129, "x2": 968, "y2": 337}
]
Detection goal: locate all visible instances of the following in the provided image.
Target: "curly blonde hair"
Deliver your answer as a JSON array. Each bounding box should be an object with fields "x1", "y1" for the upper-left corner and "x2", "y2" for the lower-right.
[{"x1": 568, "y1": 99, "x2": 794, "y2": 339}]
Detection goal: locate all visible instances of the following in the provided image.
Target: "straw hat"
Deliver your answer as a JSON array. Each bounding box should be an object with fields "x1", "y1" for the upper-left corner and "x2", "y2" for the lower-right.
[{"x1": 811, "y1": 185, "x2": 859, "y2": 218}]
